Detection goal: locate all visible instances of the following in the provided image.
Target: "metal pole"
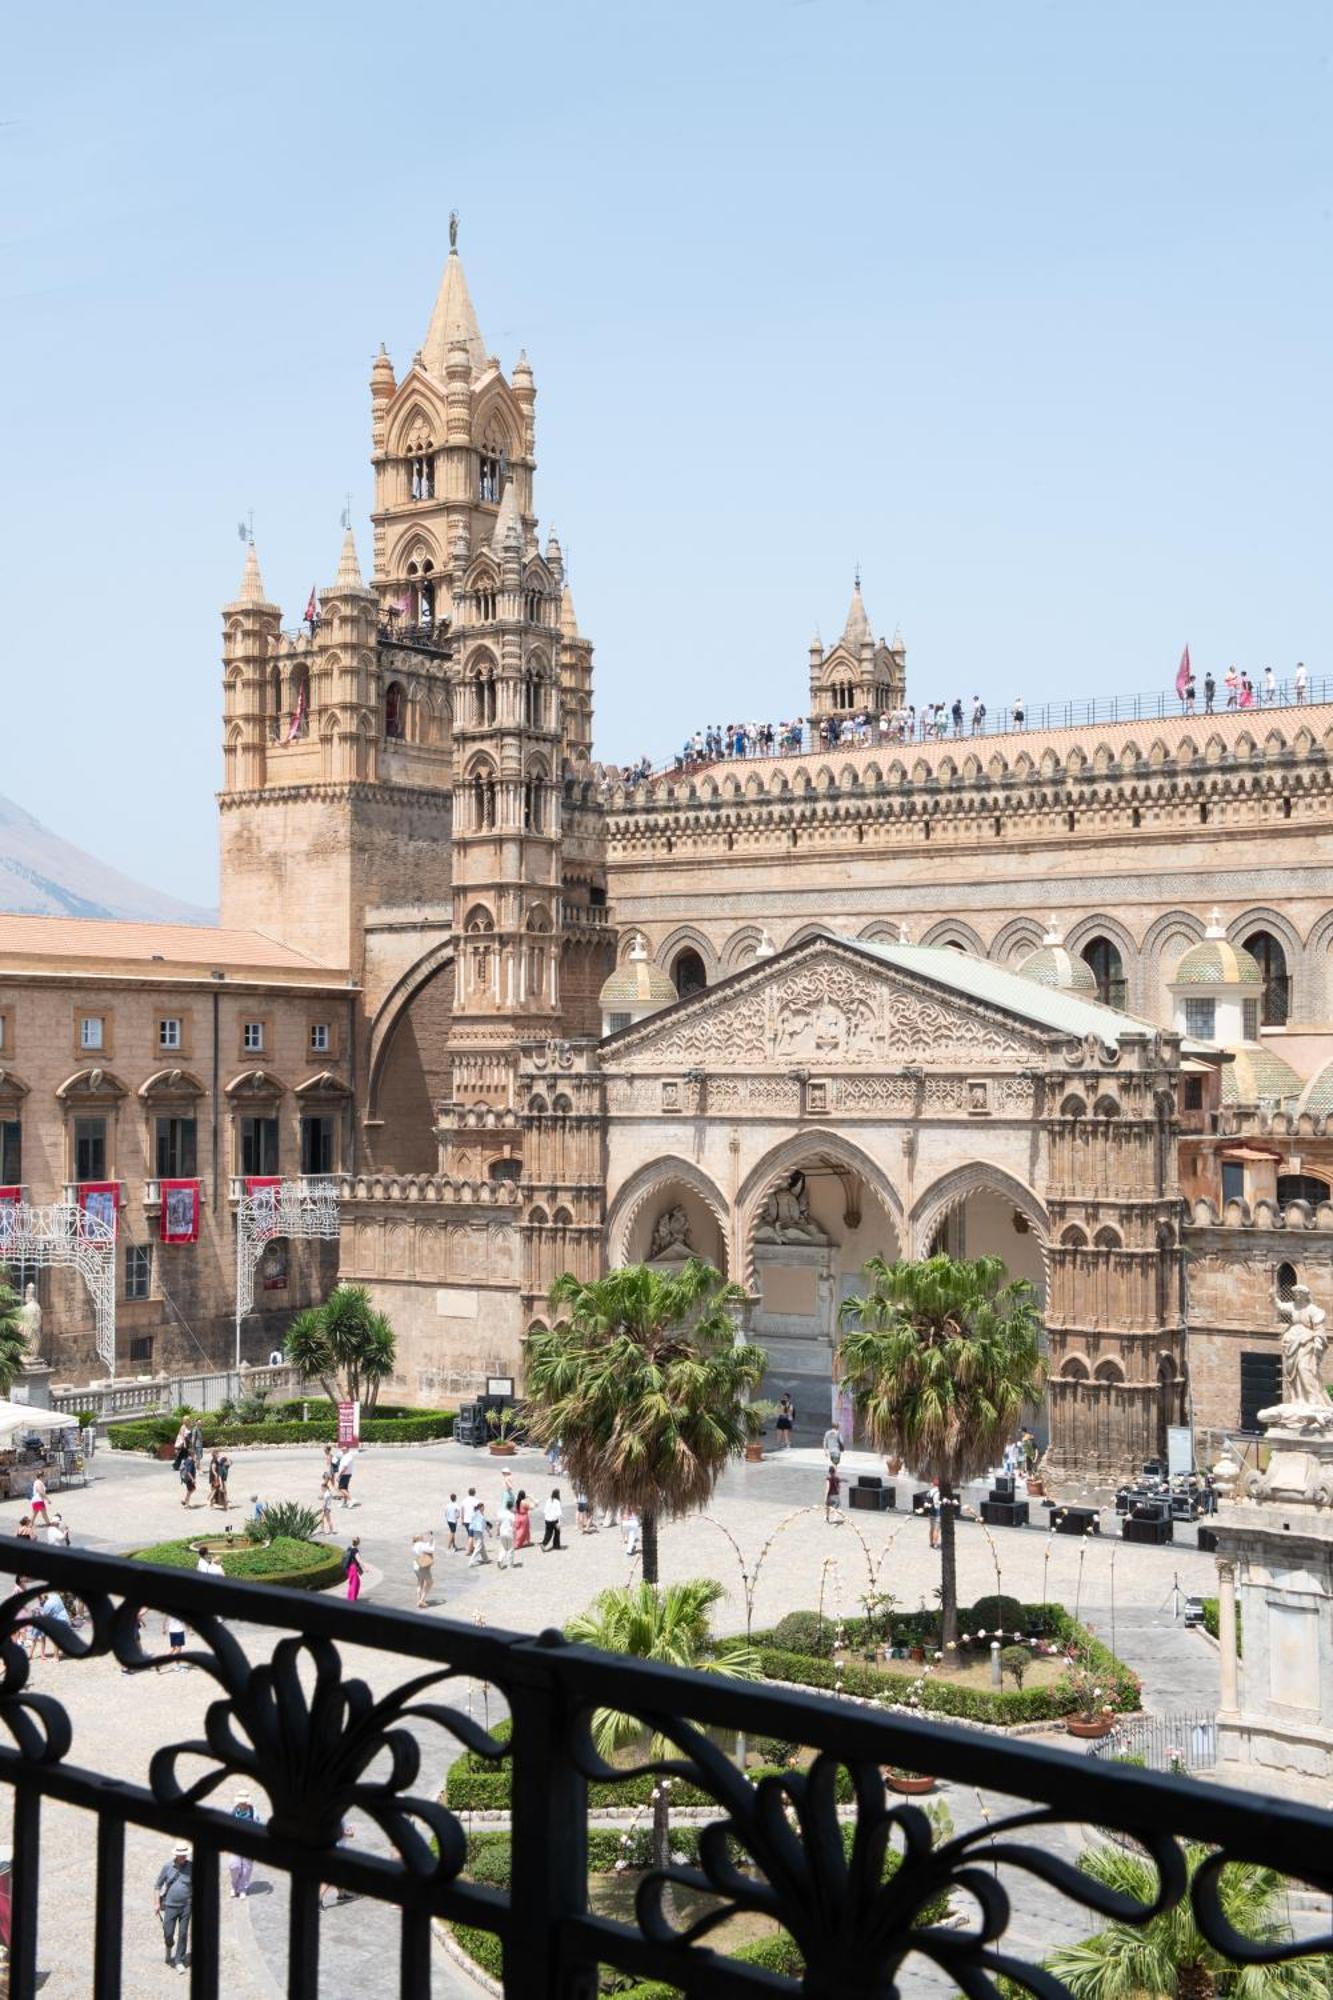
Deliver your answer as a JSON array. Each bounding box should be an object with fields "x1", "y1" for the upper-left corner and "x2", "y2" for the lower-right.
[{"x1": 235, "y1": 1203, "x2": 244, "y2": 1370}]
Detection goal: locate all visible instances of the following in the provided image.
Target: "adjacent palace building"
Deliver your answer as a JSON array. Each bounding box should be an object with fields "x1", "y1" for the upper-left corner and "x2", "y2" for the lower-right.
[{"x1": 5, "y1": 233, "x2": 1333, "y2": 1477}]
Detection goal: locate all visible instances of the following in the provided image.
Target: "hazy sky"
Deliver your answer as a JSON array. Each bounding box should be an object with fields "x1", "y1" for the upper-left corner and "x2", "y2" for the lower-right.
[{"x1": 3, "y1": 2, "x2": 1330, "y2": 905}]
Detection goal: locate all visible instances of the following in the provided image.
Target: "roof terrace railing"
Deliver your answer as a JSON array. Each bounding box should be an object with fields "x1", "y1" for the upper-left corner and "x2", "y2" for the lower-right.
[{"x1": 0, "y1": 1541, "x2": 1328, "y2": 2000}]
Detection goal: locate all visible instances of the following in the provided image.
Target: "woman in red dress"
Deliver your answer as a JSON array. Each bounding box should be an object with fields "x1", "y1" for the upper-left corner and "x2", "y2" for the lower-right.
[{"x1": 513, "y1": 1491, "x2": 532, "y2": 1553}]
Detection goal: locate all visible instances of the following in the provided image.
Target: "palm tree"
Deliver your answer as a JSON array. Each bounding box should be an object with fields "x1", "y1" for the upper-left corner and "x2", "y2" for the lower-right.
[
  {"x1": 525, "y1": 1259, "x2": 766, "y2": 1584},
  {"x1": 0, "y1": 1273, "x2": 27, "y2": 1396},
  {"x1": 567, "y1": 1578, "x2": 761, "y2": 1880},
  {"x1": 284, "y1": 1284, "x2": 396, "y2": 1413},
  {"x1": 1047, "y1": 1841, "x2": 1332, "y2": 1999},
  {"x1": 838, "y1": 1253, "x2": 1045, "y2": 1647}
]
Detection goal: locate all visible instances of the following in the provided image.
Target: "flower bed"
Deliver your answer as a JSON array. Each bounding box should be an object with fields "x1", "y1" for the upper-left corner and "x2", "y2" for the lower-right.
[
  {"x1": 128, "y1": 1534, "x2": 345, "y2": 1591},
  {"x1": 107, "y1": 1407, "x2": 455, "y2": 1453}
]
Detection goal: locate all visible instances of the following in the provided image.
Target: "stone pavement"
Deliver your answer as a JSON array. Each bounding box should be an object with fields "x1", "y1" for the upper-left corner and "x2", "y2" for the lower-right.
[{"x1": 1, "y1": 1437, "x2": 1224, "y2": 1996}]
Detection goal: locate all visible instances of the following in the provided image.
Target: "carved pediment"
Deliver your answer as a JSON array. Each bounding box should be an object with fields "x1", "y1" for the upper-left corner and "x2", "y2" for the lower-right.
[{"x1": 606, "y1": 942, "x2": 1053, "y2": 1071}]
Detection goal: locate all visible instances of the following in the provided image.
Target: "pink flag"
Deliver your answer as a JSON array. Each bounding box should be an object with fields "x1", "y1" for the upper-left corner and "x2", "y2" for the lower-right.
[
  {"x1": 1175, "y1": 645, "x2": 1191, "y2": 697},
  {"x1": 287, "y1": 677, "x2": 307, "y2": 743},
  {"x1": 304, "y1": 585, "x2": 319, "y2": 626}
]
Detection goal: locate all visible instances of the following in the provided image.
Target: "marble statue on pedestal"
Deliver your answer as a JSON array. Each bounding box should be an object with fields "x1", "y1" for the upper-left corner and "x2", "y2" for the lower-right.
[
  {"x1": 1246, "y1": 1283, "x2": 1333, "y2": 1506},
  {"x1": 15, "y1": 1283, "x2": 42, "y2": 1361},
  {"x1": 648, "y1": 1204, "x2": 693, "y2": 1262},
  {"x1": 755, "y1": 1171, "x2": 827, "y2": 1245},
  {"x1": 1274, "y1": 1284, "x2": 1330, "y2": 1413}
]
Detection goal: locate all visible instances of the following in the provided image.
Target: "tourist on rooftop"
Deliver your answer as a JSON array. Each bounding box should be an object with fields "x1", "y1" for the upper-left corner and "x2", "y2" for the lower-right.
[{"x1": 1204, "y1": 671, "x2": 1216, "y2": 714}]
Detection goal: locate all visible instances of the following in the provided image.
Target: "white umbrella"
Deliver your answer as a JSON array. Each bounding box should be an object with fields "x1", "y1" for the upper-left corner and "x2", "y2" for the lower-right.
[{"x1": 0, "y1": 1402, "x2": 73, "y2": 1441}]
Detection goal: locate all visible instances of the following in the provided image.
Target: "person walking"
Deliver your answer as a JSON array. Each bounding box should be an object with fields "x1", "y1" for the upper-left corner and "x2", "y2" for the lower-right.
[
  {"x1": 1012, "y1": 696, "x2": 1025, "y2": 727},
  {"x1": 208, "y1": 1452, "x2": 227, "y2": 1510},
  {"x1": 496, "y1": 1503, "x2": 518, "y2": 1570},
  {"x1": 824, "y1": 1463, "x2": 843, "y2": 1524},
  {"x1": 1203, "y1": 671, "x2": 1216, "y2": 714},
  {"x1": 336, "y1": 1442, "x2": 357, "y2": 1507},
  {"x1": 345, "y1": 1537, "x2": 364, "y2": 1602},
  {"x1": 775, "y1": 1395, "x2": 795, "y2": 1449},
  {"x1": 1239, "y1": 671, "x2": 1254, "y2": 709},
  {"x1": 30, "y1": 1473, "x2": 48, "y2": 1529},
  {"x1": 1295, "y1": 660, "x2": 1308, "y2": 702},
  {"x1": 513, "y1": 1489, "x2": 532, "y2": 1554},
  {"x1": 822, "y1": 1423, "x2": 844, "y2": 1467},
  {"x1": 622, "y1": 1509, "x2": 640, "y2": 1559},
  {"x1": 444, "y1": 1492, "x2": 462, "y2": 1552},
  {"x1": 228, "y1": 1790, "x2": 259, "y2": 1900},
  {"x1": 927, "y1": 1481, "x2": 942, "y2": 1550},
  {"x1": 316, "y1": 1474, "x2": 335, "y2": 1535},
  {"x1": 411, "y1": 1530, "x2": 435, "y2": 1607},
  {"x1": 178, "y1": 1451, "x2": 198, "y2": 1509},
  {"x1": 541, "y1": 1488, "x2": 563, "y2": 1551},
  {"x1": 575, "y1": 1488, "x2": 592, "y2": 1534},
  {"x1": 154, "y1": 1842, "x2": 193, "y2": 1973},
  {"x1": 1224, "y1": 665, "x2": 1239, "y2": 708},
  {"x1": 545, "y1": 1437, "x2": 563, "y2": 1477},
  {"x1": 1263, "y1": 664, "x2": 1276, "y2": 704},
  {"x1": 466, "y1": 1491, "x2": 490, "y2": 1565}
]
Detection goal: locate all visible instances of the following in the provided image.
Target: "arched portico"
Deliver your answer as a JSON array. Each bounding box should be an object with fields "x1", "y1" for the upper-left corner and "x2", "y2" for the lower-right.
[
  {"x1": 605, "y1": 1156, "x2": 730, "y2": 1274},
  {"x1": 910, "y1": 1162, "x2": 1049, "y2": 1297}
]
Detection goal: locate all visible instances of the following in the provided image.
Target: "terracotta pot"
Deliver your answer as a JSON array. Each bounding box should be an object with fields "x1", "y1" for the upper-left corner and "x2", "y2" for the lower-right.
[
  {"x1": 1027, "y1": 1479, "x2": 1045, "y2": 1497},
  {"x1": 744, "y1": 1442, "x2": 766, "y2": 1463},
  {"x1": 1065, "y1": 1714, "x2": 1114, "y2": 1739},
  {"x1": 488, "y1": 1441, "x2": 517, "y2": 1456},
  {"x1": 884, "y1": 1772, "x2": 936, "y2": 1795},
  {"x1": 908, "y1": 1644, "x2": 926, "y2": 1664}
]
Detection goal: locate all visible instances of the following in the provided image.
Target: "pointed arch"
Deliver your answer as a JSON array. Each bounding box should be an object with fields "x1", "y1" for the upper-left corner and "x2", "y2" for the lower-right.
[
  {"x1": 736, "y1": 1130, "x2": 904, "y2": 1291},
  {"x1": 920, "y1": 919, "x2": 985, "y2": 955},
  {"x1": 606, "y1": 1155, "x2": 731, "y2": 1271},
  {"x1": 910, "y1": 1162, "x2": 1048, "y2": 1268}
]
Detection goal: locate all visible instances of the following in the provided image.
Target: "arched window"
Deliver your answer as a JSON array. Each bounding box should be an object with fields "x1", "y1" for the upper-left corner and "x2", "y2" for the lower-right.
[
  {"x1": 524, "y1": 673, "x2": 544, "y2": 730},
  {"x1": 471, "y1": 770, "x2": 497, "y2": 830},
  {"x1": 1082, "y1": 936, "x2": 1127, "y2": 1010},
  {"x1": 523, "y1": 777, "x2": 543, "y2": 832},
  {"x1": 671, "y1": 948, "x2": 707, "y2": 998},
  {"x1": 477, "y1": 587, "x2": 497, "y2": 623},
  {"x1": 466, "y1": 905, "x2": 494, "y2": 986},
  {"x1": 525, "y1": 590, "x2": 544, "y2": 624},
  {"x1": 384, "y1": 682, "x2": 405, "y2": 740},
  {"x1": 408, "y1": 443, "x2": 435, "y2": 500},
  {"x1": 289, "y1": 667, "x2": 310, "y2": 739},
  {"x1": 1278, "y1": 1173, "x2": 1330, "y2": 1208},
  {"x1": 472, "y1": 667, "x2": 496, "y2": 727},
  {"x1": 1244, "y1": 929, "x2": 1289, "y2": 1026},
  {"x1": 1276, "y1": 1260, "x2": 1299, "y2": 1302},
  {"x1": 269, "y1": 665, "x2": 283, "y2": 740},
  {"x1": 526, "y1": 909, "x2": 551, "y2": 998}
]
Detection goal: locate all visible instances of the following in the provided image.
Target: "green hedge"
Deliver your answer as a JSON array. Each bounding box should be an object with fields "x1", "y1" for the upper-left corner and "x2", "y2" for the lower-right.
[
  {"x1": 108, "y1": 1410, "x2": 455, "y2": 1452},
  {"x1": 1199, "y1": 1597, "x2": 1242, "y2": 1656},
  {"x1": 129, "y1": 1534, "x2": 345, "y2": 1591},
  {"x1": 454, "y1": 1897, "x2": 809, "y2": 1994}
]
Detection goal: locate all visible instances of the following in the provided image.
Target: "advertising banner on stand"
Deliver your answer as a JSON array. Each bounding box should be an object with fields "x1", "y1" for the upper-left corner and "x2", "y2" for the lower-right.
[{"x1": 337, "y1": 1399, "x2": 360, "y2": 1448}]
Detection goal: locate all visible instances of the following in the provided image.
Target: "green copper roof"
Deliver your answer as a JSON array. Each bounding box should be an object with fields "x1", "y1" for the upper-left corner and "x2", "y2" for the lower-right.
[{"x1": 847, "y1": 939, "x2": 1153, "y2": 1043}]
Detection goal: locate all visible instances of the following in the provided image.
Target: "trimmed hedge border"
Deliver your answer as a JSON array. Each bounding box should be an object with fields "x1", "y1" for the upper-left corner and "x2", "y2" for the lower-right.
[
  {"x1": 128, "y1": 1534, "x2": 346, "y2": 1592},
  {"x1": 108, "y1": 1410, "x2": 455, "y2": 1453}
]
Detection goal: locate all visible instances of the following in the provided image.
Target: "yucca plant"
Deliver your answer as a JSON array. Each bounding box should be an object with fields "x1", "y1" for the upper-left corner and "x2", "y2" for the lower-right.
[{"x1": 246, "y1": 1500, "x2": 320, "y2": 1544}]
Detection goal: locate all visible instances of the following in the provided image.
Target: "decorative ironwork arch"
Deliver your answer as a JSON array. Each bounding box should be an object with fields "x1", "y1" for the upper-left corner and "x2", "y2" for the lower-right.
[
  {"x1": 0, "y1": 1201, "x2": 116, "y2": 1373},
  {"x1": 234, "y1": 1179, "x2": 341, "y2": 1365}
]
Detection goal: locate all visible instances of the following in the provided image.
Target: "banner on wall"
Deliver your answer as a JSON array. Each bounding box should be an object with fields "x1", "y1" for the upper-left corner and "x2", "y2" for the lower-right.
[
  {"x1": 337, "y1": 1399, "x2": 359, "y2": 1448},
  {"x1": 76, "y1": 1182, "x2": 119, "y2": 1239},
  {"x1": 160, "y1": 1180, "x2": 201, "y2": 1245}
]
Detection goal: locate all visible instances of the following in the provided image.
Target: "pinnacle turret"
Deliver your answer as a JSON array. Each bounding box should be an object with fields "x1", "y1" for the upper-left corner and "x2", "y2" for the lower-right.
[{"x1": 421, "y1": 239, "x2": 487, "y2": 377}]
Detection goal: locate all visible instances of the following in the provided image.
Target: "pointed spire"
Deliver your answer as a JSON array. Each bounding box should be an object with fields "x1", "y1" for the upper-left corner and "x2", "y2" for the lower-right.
[
  {"x1": 232, "y1": 540, "x2": 268, "y2": 608},
  {"x1": 841, "y1": 577, "x2": 871, "y2": 650},
  {"x1": 560, "y1": 582, "x2": 580, "y2": 639},
  {"x1": 490, "y1": 480, "x2": 522, "y2": 553},
  {"x1": 422, "y1": 237, "x2": 487, "y2": 377},
  {"x1": 332, "y1": 527, "x2": 365, "y2": 592}
]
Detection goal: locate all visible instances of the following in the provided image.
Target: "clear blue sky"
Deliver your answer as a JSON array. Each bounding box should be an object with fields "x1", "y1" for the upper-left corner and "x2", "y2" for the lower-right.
[{"x1": 3, "y1": 2, "x2": 1330, "y2": 905}]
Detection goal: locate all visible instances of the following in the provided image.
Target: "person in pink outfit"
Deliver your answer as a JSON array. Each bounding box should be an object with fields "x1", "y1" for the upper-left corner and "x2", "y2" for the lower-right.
[{"x1": 345, "y1": 1538, "x2": 363, "y2": 1601}]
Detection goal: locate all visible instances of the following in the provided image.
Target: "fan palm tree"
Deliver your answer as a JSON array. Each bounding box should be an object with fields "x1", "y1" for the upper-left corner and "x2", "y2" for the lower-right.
[
  {"x1": 284, "y1": 1284, "x2": 396, "y2": 1413},
  {"x1": 1047, "y1": 1840, "x2": 1332, "y2": 1999},
  {"x1": 525, "y1": 1260, "x2": 766, "y2": 1584},
  {"x1": 0, "y1": 1273, "x2": 27, "y2": 1396},
  {"x1": 838, "y1": 1253, "x2": 1045, "y2": 1647},
  {"x1": 567, "y1": 1578, "x2": 761, "y2": 1880}
]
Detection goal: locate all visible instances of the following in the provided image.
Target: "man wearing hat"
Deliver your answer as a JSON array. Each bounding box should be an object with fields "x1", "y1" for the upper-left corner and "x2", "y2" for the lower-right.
[
  {"x1": 153, "y1": 1842, "x2": 192, "y2": 1972},
  {"x1": 228, "y1": 1788, "x2": 259, "y2": 1899}
]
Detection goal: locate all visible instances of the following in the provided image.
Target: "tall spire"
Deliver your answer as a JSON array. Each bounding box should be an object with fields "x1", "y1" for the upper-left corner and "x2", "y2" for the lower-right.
[
  {"x1": 841, "y1": 576, "x2": 871, "y2": 650},
  {"x1": 490, "y1": 479, "x2": 522, "y2": 552},
  {"x1": 333, "y1": 526, "x2": 365, "y2": 592},
  {"x1": 231, "y1": 540, "x2": 269, "y2": 608},
  {"x1": 421, "y1": 222, "x2": 487, "y2": 377}
]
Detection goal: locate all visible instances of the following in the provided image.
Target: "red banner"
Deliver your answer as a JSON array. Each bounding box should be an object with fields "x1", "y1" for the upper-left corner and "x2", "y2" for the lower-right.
[
  {"x1": 337, "y1": 1400, "x2": 359, "y2": 1448},
  {"x1": 77, "y1": 1182, "x2": 119, "y2": 1239},
  {"x1": 160, "y1": 1179, "x2": 200, "y2": 1244}
]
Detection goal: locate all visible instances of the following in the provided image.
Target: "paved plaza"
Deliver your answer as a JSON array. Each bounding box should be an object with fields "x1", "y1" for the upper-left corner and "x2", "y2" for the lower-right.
[{"x1": 3, "y1": 1438, "x2": 1223, "y2": 1996}]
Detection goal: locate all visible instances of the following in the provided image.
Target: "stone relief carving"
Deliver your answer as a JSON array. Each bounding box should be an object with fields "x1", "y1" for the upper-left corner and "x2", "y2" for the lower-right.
[
  {"x1": 613, "y1": 954, "x2": 1047, "y2": 1071},
  {"x1": 648, "y1": 1204, "x2": 692, "y2": 1261}
]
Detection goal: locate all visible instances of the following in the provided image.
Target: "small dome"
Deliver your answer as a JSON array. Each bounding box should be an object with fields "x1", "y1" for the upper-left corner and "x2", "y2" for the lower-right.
[
  {"x1": 1297, "y1": 1059, "x2": 1333, "y2": 1118},
  {"x1": 599, "y1": 934, "x2": 676, "y2": 1010},
  {"x1": 1016, "y1": 921, "x2": 1098, "y2": 996},
  {"x1": 1220, "y1": 1045, "x2": 1301, "y2": 1107},
  {"x1": 1173, "y1": 914, "x2": 1262, "y2": 988}
]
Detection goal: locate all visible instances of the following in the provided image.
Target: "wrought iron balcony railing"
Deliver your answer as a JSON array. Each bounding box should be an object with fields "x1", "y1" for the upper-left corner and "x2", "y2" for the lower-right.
[{"x1": 0, "y1": 1541, "x2": 1328, "y2": 2000}]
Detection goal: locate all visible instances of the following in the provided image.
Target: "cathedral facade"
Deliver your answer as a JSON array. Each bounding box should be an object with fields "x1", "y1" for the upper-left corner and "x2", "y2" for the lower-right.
[{"x1": 6, "y1": 233, "x2": 1331, "y2": 1478}]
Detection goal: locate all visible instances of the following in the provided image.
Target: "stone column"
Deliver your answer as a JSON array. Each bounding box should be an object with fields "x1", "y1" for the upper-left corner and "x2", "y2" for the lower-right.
[{"x1": 1216, "y1": 1557, "x2": 1239, "y2": 1716}]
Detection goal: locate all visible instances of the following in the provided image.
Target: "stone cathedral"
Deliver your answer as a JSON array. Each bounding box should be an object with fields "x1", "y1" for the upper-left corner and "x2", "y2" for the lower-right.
[{"x1": 206, "y1": 232, "x2": 1333, "y2": 1481}]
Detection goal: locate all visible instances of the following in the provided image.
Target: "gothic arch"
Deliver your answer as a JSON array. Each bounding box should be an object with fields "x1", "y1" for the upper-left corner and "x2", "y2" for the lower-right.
[
  {"x1": 787, "y1": 922, "x2": 837, "y2": 948},
  {"x1": 656, "y1": 926, "x2": 719, "y2": 983},
  {"x1": 920, "y1": 919, "x2": 985, "y2": 955},
  {"x1": 1302, "y1": 907, "x2": 1333, "y2": 1017},
  {"x1": 365, "y1": 943, "x2": 455, "y2": 1121},
  {"x1": 1140, "y1": 908, "x2": 1206, "y2": 1024},
  {"x1": 857, "y1": 920, "x2": 906, "y2": 945},
  {"x1": 386, "y1": 390, "x2": 447, "y2": 456},
  {"x1": 909, "y1": 1162, "x2": 1048, "y2": 1263},
  {"x1": 721, "y1": 926, "x2": 768, "y2": 972},
  {"x1": 1063, "y1": 912, "x2": 1140, "y2": 1010},
  {"x1": 736, "y1": 1130, "x2": 904, "y2": 1290},
  {"x1": 1228, "y1": 906, "x2": 1304, "y2": 1018},
  {"x1": 990, "y1": 917, "x2": 1047, "y2": 964},
  {"x1": 606, "y1": 1156, "x2": 731, "y2": 1271}
]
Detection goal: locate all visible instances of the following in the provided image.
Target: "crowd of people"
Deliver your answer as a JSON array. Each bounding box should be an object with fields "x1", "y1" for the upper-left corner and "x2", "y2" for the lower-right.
[{"x1": 1176, "y1": 661, "x2": 1309, "y2": 714}]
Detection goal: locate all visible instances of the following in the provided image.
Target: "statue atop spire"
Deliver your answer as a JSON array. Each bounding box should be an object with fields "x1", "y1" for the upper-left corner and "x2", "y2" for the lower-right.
[
  {"x1": 449, "y1": 208, "x2": 459, "y2": 252},
  {"x1": 422, "y1": 224, "x2": 486, "y2": 376}
]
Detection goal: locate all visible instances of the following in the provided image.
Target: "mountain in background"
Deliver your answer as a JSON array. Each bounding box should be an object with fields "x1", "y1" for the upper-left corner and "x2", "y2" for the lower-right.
[{"x1": 0, "y1": 793, "x2": 215, "y2": 924}]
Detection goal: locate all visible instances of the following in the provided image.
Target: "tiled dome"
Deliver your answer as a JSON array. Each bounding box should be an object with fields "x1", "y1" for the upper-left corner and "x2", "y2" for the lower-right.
[
  {"x1": 1174, "y1": 935, "x2": 1262, "y2": 987},
  {"x1": 599, "y1": 935, "x2": 677, "y2": 1010},
  {"x1": 1297, "y1": 1059, "x2": 1333, "y2": 1118},
  {"x1": 1220, "y1": 1044, "x2": 1301, "y2": 1107},
  {"x1": 1016, "y1": 922, "x2": 1098, "y2": 997}
]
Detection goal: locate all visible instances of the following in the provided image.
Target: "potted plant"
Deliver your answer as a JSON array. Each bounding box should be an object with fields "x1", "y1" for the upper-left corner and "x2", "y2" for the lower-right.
[
  {"x1": 1063, "y1": 1665, "x2": 1115, "y2": 1738},
  {"x1": 486, "y1": 1407, "x2": 519, "y2": 1456},
  {"x1": 744, "y1": 1400, "x2": 778, "y2": 1463},
  {"x1": 883, "y1": 1767, "x2": 936, "y2": 1795}
]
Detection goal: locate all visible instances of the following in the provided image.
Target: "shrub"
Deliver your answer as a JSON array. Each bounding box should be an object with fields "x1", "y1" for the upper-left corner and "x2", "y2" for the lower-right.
[
  {"x1": 1199, "y1": 1596, "x2": 1243, "y2": 1656},
  {"x1": 966, "y1": 1595, "x2": 1026, "y2": 1640},
  {"x1": 768, "y1": 1611, "x2": 835, "y2": 1656},
  {"x1": 999, "y1": 1644, "x2": 1030, "y2": 1690},
  {"x1": 108, "y1": 1411, "x2": 455, "y2": 1451},
  {"x1": 129, "y1": 1534, "x2": 344, "y2": 1591},
  {"x1": 247, "y1": 1500, "x2": 320, "y2": 1543}
]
